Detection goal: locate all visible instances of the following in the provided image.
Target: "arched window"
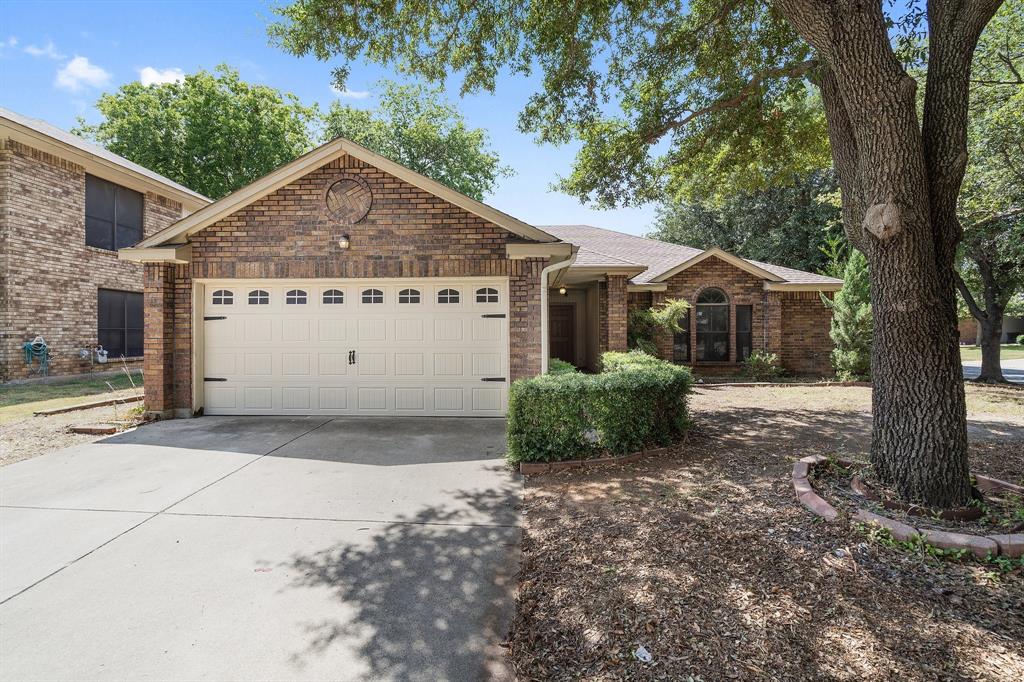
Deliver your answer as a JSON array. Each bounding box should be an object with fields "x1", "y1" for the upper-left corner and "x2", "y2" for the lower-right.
[
  {"x1": 475, "y1": 287, "x2": 499, "y2": 303},
  {"x1": 437, "y1": 288, "x2": 460, "y2": 304},
  {"x1": 696, "y1": 288, "x2": 729, "y2": 362},
  {"x1": 248, "y1": 289, "x2": 269, "y2": 305},
  {"x1": 398, "y1": 288, "x2": 421, "y2": 304},
  {"x1": 285, "y1": 289, "x2": 307, "y2": 305},
  {"x1": 322, "y1": 289, "x2": 344, "y2": 304},
  {"x1": 361, "y1": 288, "x2": 384, "y2": 304},
  {"x1": 211, "y1": 289, "x2": 233, "y2": 305}
]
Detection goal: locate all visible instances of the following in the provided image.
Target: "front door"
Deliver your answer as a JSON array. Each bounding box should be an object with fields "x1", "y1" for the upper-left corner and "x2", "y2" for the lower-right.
[{"x1": 549, "y1": 304, "x2": 576, "y2": 366}]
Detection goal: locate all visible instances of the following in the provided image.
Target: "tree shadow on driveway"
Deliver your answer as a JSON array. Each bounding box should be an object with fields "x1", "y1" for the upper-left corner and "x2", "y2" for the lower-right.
[{"x1": 279, "y1": 485, "x2": 521, "y2": 681}]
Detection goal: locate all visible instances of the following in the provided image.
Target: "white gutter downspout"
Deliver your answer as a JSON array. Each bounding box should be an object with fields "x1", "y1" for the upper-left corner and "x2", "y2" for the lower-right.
[{"x1": 539, "y1": 247, "x2": 579, "y2": 374}]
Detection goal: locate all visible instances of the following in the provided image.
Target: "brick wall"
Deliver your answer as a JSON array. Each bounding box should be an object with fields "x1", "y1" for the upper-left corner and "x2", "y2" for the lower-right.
[
  {"x1": 0, "y1": 139, "x2": 182, "y2": 381},
  {"x1": 957, "y1": 317, "x2": 978, "y2": 344},
  {"x1": 148, "y1": 154, "x2": 544, "y2": 413},
  {"x1": 605, "y1": 275, "x2": 629, "y2": 352},
  {"x1": 780, "y1": 291, "x2": 834, "y2": 375},
  {"x1": 621, "y1": 255, "x2": 834, "y2": 376}
]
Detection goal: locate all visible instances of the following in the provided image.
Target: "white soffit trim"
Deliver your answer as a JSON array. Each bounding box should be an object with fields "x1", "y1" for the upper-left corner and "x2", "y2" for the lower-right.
[
  {"x1": 506, "y1": 242, "x2": 574, "y2": 259},
  {"x1": 119, "y1": 244, "x2": 192, "y2": 264},
  {"x1": 135, "y1": 137, "x2": 558, "y2": 248},
  {"x1": 627, "y1": 283, "x2": 668, "y2": 292},
  {"x1": 764, "y1": 282, "x2": 843, "y2": 292},
  {"x1": 652, "y1": 247, "x2": 785, "y2": 283}
]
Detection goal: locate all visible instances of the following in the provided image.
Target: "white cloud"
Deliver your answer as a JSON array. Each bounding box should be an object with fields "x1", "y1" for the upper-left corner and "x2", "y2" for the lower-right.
[
  {"x1": 24, "y1": 40, "x2": 64, "y2": 60},
  {"x1": 138, "y1": 66, "x2": 185, "y2": 86},
  {"x1": 330, "y1": 85, "x2": 370, "y2": 100},
  {"x1": 55, "y1": 56, "x2": 111, "y2": 91},
  {"x1": 2, "y1": 37, "x2": 17, "y2": 49}
]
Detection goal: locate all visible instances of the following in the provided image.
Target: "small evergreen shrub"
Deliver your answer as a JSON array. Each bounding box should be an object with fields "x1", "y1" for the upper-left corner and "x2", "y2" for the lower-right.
[
  {"x1": 548, "y1": 358, "x2": 578, "y2": 374},
  {"x1": 1017, "y1": 334, "x2": 1024, "y2": 345},
  {"x1": 742, "y1": 350, "x2": 783, "y2": 381},
  {"x1": 827, "y1": 250, "x2": 872, "y2": 380},
  {"x1": 507, "y1": 351, "x2": 693, "y2": 465}
]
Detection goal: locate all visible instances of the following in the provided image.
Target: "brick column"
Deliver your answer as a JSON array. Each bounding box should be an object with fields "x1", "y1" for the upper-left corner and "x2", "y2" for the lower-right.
[
  {"x1": 651, "y1": 290, "x2": 674, "y2": 361},
  {"x1": 765, "y1": 291, "x2": 783, "y2": 360},
  {"x1": 172, "y1": 264, "x2": 193, "y2": 412},
  {"x1": 605, "y1": 275, "x2": 629, "y2": 352},
  {"x1": 510, "y1": 257, "x2": 546, "y2": 380},
  {"x1": 143, "y1": 263, "x2": 175, "y2": 416}
]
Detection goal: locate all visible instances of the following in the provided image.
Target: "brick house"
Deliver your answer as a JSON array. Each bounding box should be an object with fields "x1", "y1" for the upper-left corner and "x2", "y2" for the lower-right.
[
  {"x1": 0, "y1": 108, "x2": 210, "y2": 382},
  {"x1": 122, "y1": 136, "x2": 841, "y2": 418}
]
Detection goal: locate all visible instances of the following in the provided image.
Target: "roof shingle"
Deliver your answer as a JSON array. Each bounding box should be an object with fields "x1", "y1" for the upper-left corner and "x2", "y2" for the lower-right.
[{"x1": 541, "y1": 224, "x2": 841, "y2": 286}]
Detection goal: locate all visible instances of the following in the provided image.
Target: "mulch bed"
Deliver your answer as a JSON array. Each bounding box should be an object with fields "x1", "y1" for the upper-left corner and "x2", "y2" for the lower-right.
[{"x1": 508, "y1": 386, "x2": 1024, "y2": 681}]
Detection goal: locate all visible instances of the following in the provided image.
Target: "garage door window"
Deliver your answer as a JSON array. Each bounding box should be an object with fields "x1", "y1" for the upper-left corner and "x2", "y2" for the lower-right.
[
  {"x1": 211, "y1": 289, "x2": 233, "y2": 305},
  {"x1": 323, "y1": 289, "x2": 344, "y2": 304},
  {"x1": 476, "y1": 287, "x2": 499, "y2": 303},
  {"x1": 398, "y1": 288, "x2": 421, "y2": 304},
  {"x1": 286, "y1": 289, "x2": 307, "y2": 305},
  {"x1": 248, "y1": 290, "x2": 270, "y2": 305},
  {"x1": 438, "y1": 288, "x2": 460, "y2": 304},
  {"x1": 362, "y1": 288, "x2": 384, "y2": 304},
  {"x1": 98, "y1": 288, "x2": 143, "y2": 358}
]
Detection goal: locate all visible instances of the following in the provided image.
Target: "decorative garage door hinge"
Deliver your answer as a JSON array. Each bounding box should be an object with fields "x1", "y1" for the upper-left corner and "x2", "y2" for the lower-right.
[
  {"x1": 480, "y1": 377, "x2": 506, "y2": 382},
  {"x1": 203, "y1": 316, "x2": 226, "y2": 321},
  {"x1": 480, "y1": 313, "x2": 506, "y2": 318},
  {"x1": 203, "y1": 377, "x2": 227, "y2": 382}
]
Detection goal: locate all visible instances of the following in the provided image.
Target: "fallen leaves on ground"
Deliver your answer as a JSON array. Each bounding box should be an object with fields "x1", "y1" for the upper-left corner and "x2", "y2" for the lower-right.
[{"x1": 509, "y1": 385, "x2": 1024, "y2": 681}]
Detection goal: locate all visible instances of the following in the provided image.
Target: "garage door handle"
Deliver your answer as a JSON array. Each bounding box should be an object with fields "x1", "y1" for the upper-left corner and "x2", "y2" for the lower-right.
[
  {"x1": 203, "y1": 316, "x2": 226, "y2": 321},
  {"x1": 204, "y1": 377, "x2": 227, "y2": 382},
  {"x1": 481, "y1": 377, "x2": 506, "y2": 382},
  {"x1": 348, "y1": 350, "x2": 356, "y2": 365},
  {"x1": 481, "y1": 313, "x2": 506, "y2": 318}
]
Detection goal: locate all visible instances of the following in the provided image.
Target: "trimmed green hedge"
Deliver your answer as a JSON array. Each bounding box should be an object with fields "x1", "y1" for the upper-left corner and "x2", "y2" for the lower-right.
[{"x1": 507, "y1": 351, "x2": 693, "y2": 465}]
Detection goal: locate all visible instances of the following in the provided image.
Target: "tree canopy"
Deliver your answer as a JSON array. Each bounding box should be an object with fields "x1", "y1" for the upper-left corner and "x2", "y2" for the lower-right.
[
  {"x1": 648, "y1": 171, "x2": 842, "y2": 273},
  {"x1": 269, "y1": 0, "x2": 831, "y2": 205},
  {"x1": 324, "y1": 80, "x2": 511, "y2": 201},
  {"x1": 74, "y1": 65, "x2": 318, "y2": 199}
]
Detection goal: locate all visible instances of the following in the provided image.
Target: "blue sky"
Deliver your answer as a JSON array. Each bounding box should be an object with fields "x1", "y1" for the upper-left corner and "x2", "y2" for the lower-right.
[{"x1": 0, "y1": 0, "x2": 657, "y2": 235}]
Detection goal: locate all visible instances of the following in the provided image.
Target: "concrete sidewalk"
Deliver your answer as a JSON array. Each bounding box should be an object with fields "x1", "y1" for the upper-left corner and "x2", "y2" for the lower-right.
[{"x1": 0, "y1": 416, "x2": 519, "y2": 681}]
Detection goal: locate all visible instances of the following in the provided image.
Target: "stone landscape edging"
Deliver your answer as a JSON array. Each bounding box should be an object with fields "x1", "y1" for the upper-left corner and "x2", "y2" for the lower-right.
[
  {"x1": 519, "y1": 446, "x2": 671, "y2": 475},
  {"x1": 791, "y1": 455, "x2": 1023, "y2": 559}
]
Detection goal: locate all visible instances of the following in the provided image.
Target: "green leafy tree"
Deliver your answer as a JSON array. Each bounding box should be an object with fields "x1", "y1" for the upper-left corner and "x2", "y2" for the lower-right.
[
  {"x1": 74, "y1": 65, "x2": 318, "y2": 199},
  {"x1": 324, "y1": 80, "x2": 511, "y2": 200},
  {"x1": 827, "y1": 250, "x2": 873, "y2": 381},
  {"x1": 953, "y1": 1, "x2": 1024, "y2": 382},
  {"x1": 269, "y1": 0, "x2": 1007, "y2": 506},
  {"x1": 627, "y1": 298, "x2": 690, "y2": 356},
  {"x1": 649, "y1": 171, "x2": 843, "y2": 273}
]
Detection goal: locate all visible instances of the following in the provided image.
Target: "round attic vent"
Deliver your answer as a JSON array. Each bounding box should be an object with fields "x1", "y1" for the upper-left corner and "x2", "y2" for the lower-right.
[{"x1": 325, "y1": 175, "x2": 372, "y2": 224}]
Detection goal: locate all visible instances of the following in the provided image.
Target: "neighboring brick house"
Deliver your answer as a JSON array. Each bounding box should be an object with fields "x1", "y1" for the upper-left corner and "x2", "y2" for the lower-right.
[
  {"x1": 0, "y1": 108, "x2": 209, "y2": 382},
  {"x1": 123, "y1": 136, "x2": 840, "y2": 419}
]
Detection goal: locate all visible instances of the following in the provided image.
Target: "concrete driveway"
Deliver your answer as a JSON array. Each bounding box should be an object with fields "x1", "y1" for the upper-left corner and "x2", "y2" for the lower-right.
[{"x1": 0, "y1": 417, "x2": 519, "y2": 681}]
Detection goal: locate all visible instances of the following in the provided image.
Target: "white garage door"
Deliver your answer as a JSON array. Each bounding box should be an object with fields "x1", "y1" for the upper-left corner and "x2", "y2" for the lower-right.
[{"x1": 200, "y1": 279, "x2": 508, "y2": 416}]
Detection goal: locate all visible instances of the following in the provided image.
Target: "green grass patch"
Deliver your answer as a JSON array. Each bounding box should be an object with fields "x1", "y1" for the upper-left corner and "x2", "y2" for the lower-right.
[
  {"x1": 959, "y1": 344, "x2": 1024, "y2": 362},
  {"x1": 0, "y1": 371, "x2": 142, "y2": 424}
]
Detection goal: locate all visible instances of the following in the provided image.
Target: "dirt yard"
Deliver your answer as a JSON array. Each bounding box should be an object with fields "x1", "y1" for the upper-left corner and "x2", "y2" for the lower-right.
[
  {"x1": 0, "y1": 372, "x2": 143, "y2": 467},
  {"x1": 509, "y1": 384, "x2": 1024, "y2": 681}
]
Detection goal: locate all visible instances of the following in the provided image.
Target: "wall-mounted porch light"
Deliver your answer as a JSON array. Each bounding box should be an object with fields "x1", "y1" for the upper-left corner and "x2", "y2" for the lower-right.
[
  {"x1": 338, "y1": 234, "x2": 351, "y2": 249},
  {"x1": 558, "y1": 286, "x2": 567, "y2": 296}
]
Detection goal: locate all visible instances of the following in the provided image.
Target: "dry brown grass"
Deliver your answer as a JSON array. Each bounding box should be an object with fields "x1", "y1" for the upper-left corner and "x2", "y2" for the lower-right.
[{"x1": 510, "y1": 385, "x2": 1023, "y2": 681}]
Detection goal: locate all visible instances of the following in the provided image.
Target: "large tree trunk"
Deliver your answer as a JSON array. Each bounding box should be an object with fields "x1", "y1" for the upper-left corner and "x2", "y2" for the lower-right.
[
  {"x1": 956, "y1": 258, "x2": 1009, "y2": 383},
  {"x1": 777, "y1": 0, "x2": 1002, "y2": 507},
  {"x1": 976, "y1": 313, "x2": 1006, "y2": 382}
]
